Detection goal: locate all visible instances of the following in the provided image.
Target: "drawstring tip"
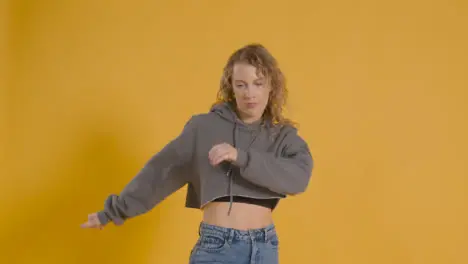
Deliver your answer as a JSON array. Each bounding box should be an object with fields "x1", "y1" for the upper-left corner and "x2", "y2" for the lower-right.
[
  {"x1": 227, "y1": 166, "x2": 234, "y2": 216},
  {"x1": 227, "y1": 201, "x2": 233, "y2": 216}
]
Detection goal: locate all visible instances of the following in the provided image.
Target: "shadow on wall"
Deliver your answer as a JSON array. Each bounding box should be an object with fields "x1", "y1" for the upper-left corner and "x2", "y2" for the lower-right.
[{"x1": 3, "y1": 118, "x2": 164, "y2": 263}]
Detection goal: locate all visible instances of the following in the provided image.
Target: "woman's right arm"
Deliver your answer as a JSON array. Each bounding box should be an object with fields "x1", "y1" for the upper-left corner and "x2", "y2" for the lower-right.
[{"x1": 83, "y1": 115, "x2": 199, "y2": 228}]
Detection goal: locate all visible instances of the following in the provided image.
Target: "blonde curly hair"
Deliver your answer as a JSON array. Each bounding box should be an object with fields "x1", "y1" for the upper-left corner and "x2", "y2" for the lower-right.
[{"x1": 215, "y1": 43, "x2": 295, "y2": 127}]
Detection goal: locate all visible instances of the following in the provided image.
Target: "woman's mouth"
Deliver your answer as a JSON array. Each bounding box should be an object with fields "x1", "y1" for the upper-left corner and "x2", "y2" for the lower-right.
[{"x1": 245, "y1": 103, "x2": 257, "y2": 109}]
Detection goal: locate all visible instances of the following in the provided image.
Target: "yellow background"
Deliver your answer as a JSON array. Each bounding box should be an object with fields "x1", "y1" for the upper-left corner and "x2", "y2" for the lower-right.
[{"x1": 2, "y1": 0, "x2": 467, "y2": 263}]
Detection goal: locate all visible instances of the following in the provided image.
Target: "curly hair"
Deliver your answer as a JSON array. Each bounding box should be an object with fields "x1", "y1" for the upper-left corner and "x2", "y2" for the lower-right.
[{"x1": 214, "y1": 43, "x2": 296, "y2": 128}]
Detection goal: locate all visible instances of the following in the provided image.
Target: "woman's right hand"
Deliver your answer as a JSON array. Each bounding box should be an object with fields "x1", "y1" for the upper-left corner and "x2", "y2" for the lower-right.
[{"x1": 81, "y1": 212, "x2": 104, "y2": 230}]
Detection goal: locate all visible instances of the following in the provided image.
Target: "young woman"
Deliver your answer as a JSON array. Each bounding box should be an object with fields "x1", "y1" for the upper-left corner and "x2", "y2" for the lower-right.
[{"x1": 81, "y1": 43, "x2": 314, "y2": 264}]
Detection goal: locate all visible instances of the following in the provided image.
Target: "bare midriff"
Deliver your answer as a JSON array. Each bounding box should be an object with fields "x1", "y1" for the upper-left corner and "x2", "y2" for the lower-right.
[{"x1": 202, "y1": 202, "x2": 273, "y2": 230}]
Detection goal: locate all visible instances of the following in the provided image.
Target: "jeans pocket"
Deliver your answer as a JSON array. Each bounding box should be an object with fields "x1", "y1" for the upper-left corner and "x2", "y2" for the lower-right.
[
  {"x1": 197, "y1": 234, "x2": 228, "y2": 252},
  {"x1": 267, "y1": 234, "x2": 280, "y2": 249}
]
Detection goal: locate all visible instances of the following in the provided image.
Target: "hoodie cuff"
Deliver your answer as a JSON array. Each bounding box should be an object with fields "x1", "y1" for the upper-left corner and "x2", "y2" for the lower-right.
[
  {"x1": 235, "y1": 148, "x2": 249, "y2": 168},
  {"x1": 97, "y1": 210, "x2": 110, "y2": 226}
]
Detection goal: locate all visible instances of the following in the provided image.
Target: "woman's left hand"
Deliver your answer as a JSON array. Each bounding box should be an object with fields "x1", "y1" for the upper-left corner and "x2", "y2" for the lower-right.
[{"x1": 208, "y1": 143, "x2": 238, "y2": 166}]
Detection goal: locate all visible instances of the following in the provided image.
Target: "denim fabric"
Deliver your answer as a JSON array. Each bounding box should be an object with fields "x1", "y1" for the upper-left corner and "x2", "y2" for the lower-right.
[{"x1": 189, "y1": 222, "x2": 279, "y2": 264}]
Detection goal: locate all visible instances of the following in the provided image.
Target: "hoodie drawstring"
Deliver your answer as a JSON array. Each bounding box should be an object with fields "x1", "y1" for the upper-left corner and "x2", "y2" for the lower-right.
[
  {"x1": 226, "y1": 121, "x2": 237, "y2": 216},
  {"x1": 226, "y1": 120, "x2": 260, "y2": 216}
]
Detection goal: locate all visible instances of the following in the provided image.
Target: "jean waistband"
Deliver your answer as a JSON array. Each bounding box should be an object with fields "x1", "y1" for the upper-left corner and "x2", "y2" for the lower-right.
[{"x1": 198, "y1": 222, "x2": 277, "y2": 243}]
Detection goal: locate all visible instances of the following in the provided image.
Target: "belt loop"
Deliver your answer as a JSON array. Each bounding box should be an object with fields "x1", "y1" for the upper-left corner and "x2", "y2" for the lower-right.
[
  {"x1": 264, "y1": 228, "x2": 268, "y2": 243},
  {"x1": 228, "y1": 229, "x2": 234, "y2": 244}
]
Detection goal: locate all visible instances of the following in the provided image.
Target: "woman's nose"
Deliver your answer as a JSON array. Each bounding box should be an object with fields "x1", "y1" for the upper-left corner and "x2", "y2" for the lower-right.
[{"x1": 243, "y1": 85, "x2": 255, "y2": 97}]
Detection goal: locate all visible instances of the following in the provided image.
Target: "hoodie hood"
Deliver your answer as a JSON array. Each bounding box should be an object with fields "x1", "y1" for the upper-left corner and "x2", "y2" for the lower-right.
[
  {"x1": 210, "y1": 102, "x2": 237, "y2": 122},
  {"x1": 209, "y1": 102, "x2": 270, "y2": 131}
]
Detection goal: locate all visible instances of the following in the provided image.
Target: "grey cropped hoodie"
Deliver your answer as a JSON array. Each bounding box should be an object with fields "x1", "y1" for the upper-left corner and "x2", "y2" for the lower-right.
[{"x1": 97, "y1": 102, "x2": 314, "y2": 226}]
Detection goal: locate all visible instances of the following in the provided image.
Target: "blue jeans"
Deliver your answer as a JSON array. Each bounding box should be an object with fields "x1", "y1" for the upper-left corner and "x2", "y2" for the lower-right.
[{"x1": 189, "y1": 222, "x2": 279, "y2": 264}]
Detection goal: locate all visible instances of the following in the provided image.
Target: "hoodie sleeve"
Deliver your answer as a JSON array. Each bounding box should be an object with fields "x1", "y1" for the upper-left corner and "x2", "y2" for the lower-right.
[
  {"x1": 235, "y1": 129, "x2": 313, "y2": 195},
  {"x1": 96, "y1": 116, "x2": 198, "y2": 226}
]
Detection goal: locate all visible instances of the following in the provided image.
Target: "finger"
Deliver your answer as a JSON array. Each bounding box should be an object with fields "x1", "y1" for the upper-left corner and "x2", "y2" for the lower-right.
[
  {"x1": 82, "y1": 223, "x2": 102, "y2": 229},
  {"x1": 80, "y1": 221, "x2": 95, "y2": 228},
  {"x1": 209, "y1": 143, "x2": 230, "y2": 156},
  {"x1": 209, "y1": 145, "x2": 224, "y2": 162},
  {"x1": 210, "y1": 149, "x2": 228, "y2": 165},
  {"x1": 208, "y1": 144, "x2": 223, "y2": 160},
  {"x1": 82, "y1": 216, "x2": 102, "y2": 229},
  {"x1": 209, "y1": 143, "x2": 233, "y2": 164},
  {"x1": 212, "y1": 153, "x2": 230, "y2": 166}
]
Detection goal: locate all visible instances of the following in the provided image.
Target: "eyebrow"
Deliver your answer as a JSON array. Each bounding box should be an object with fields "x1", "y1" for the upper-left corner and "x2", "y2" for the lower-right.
[{"x1": 233, "y1": 78, "x2": 265, "y2": 83}]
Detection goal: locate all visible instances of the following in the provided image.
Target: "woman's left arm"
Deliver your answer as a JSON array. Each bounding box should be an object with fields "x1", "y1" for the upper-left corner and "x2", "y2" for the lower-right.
[{"x1": 235, "y1": 130, "x2": 314, "y2": 195}]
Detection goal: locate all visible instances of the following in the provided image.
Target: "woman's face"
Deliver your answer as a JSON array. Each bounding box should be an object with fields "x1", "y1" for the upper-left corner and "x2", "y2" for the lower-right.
[{"x1": 231, "y1": 63, "x2": 271, "y2": 124}]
